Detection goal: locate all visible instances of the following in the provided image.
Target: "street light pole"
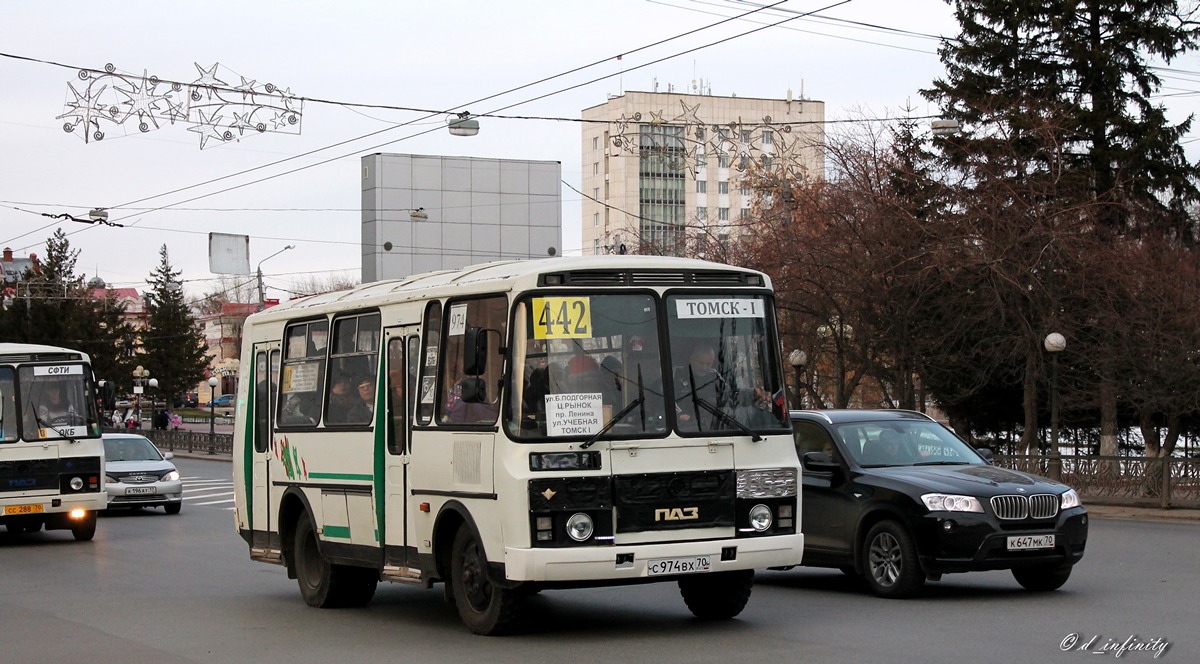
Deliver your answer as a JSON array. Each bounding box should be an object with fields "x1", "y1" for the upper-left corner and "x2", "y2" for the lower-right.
[
  {"x1": 1044, "y1": 333, "x2": 1067, "y2": 470},
  {"x1": 132, "y1": 365, "x2": 157, "y2": 430},
  {"x1": 256, "y1": 245, "x2": 295, "y2": 312},
  {"x1": 208, "y1": 376, "x2": 219, "y2": 454},
  {"x1": 788, "y1": 349, "x2": 807, "y2": 410}
]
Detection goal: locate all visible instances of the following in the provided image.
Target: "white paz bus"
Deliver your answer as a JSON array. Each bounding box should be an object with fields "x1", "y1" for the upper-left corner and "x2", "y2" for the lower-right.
[
  {"x1": 0, "y1": 343, "x2": 106, "y2": 540},
  {"x1": 232, "y1": 256, "x2": 803, "y2": 634}
]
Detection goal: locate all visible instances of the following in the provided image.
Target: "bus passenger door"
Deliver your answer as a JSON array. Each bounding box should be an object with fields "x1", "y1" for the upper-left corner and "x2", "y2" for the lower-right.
[
  {"x1": 250, "y1": 344, "x2": 279, "y2": 547},
  {"x1": 382, "y1": 328, "x2": 417, "y2": 570}
]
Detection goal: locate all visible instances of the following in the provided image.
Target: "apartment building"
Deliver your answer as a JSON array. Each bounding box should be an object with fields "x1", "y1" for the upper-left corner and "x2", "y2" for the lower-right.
[{"x1": 581, "y1": 90, "x2": 824, "y2": 256}]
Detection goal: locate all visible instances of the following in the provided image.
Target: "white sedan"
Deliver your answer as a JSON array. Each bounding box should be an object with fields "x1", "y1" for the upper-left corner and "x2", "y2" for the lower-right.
[{"x1": 102, "y1": 433, "x2": 184, "y2": 514}]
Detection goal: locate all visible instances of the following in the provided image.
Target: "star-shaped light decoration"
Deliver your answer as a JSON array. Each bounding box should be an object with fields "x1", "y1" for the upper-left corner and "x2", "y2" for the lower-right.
[
  {"x1": 188, "y1": 108, "x2": 229, "y2": 149},
  {"x1": 235, "y1": 75, "x2": 257, "y2": 103},
  {"x1": 57, "y1": 81, "x2": 107, "y2": 139},
  {"x1": 162, "y1": 96, "x2": 188, "y2": 125},
  {"x1": 115, "y1": 70, "x2": 168, "y2": 130}
]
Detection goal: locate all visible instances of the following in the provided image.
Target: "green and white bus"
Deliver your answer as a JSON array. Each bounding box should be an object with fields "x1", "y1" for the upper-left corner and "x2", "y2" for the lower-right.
[
  {"x1": 232, "y1": 256, "x2": 802, "y2": 634},
  {"x1": 0, "y1": 343, "x2": 105, "y2": 540}
]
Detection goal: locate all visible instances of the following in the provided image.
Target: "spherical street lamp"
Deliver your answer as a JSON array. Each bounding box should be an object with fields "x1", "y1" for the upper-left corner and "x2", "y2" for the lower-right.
[
  {"x1": 207, "y1": 376, "x2": 220, "y2": 453},
  {"x1": 1044, "y1": 333, "x2": 1067, "y2": 456},
  {"x1": 788, "y1": 349, "x2": 808, "y2": 409},
  {"x1": 132, "y1": 366, "x2": 157, "y2": 429}
]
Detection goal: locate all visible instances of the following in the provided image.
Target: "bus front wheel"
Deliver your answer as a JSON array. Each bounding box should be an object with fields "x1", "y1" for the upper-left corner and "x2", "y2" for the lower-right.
[
  {"x1": 450, "y1": 525, "x2": 523, "y2": 635},
  {"x1": 678, "y1": 569, "x2": 754, "y2": 620},
  {"x1": 293, "y1": 514, "x2": 377, "y2": 608}
]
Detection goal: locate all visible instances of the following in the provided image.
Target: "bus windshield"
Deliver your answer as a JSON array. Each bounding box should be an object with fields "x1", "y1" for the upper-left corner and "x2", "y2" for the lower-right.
[
  {"x1": 507, "y1": 291, "x2": 787, "y2": 441},
  {"x1": 664, "y1": 293, "x2": 788, "y2": 434},
  {"x1": 17, "y1": 363, "x2": 99, "y2": 441}
]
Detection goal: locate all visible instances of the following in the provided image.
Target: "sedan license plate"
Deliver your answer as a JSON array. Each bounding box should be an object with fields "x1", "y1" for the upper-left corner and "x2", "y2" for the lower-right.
[
  {"x1": 5, "y1": 503, "x2": 45, "y2": 515},
  {"x1": 646, "y1": 555, "x2": 712, "y2": 576},
  {"x1": 1007, "y1": 534, "x2": 1055, "y2": 551},
  {"x1": 126, "y1": 487, "x2": 158, "y2": 496}
]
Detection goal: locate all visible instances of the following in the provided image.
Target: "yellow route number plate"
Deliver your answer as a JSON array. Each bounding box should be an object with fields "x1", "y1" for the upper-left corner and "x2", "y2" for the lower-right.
[
  {"x1": 533, "y1": 297, "x2": 592, "y2": 339},
  {"x1": 5, "y1": 504, "x2": 45, "y2": 515}
]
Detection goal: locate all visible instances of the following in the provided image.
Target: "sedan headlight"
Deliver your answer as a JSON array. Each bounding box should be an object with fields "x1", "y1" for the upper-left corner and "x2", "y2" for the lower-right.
[
  {"x1": 104, "y1": 475, "x2": 118, "y2": 484},
  {"x1": 921, "y1": 493, "x2": 984, "y2": 513},
  {"x1": 1060, "y1": 488, "x2": 1081, "y2": 510},
  {"x1": 161, "y1": 470, "x2": 180, "y2": 482}
]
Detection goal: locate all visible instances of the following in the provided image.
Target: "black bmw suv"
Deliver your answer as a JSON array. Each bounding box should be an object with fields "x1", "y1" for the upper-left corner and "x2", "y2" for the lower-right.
[{"x1": 791, "y1": 409, "x2": 1088, "y2": 598}]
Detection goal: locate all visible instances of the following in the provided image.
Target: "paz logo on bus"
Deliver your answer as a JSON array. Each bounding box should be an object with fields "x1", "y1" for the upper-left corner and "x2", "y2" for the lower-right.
[{"x1": 655, "y1": 507, "x2": 699, "y2": 521}]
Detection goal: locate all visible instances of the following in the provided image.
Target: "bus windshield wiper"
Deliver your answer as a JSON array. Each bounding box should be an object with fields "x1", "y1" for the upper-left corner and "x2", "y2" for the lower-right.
[
  {"x1": 684, "y1": 366, "x2": 761, "y2": 442},
  {"x1": 581, "y1": 369, "x2": 646, "y2": 450},
  {"x1": 34, "y1": 413, "x2": 76, "y2": 443}
]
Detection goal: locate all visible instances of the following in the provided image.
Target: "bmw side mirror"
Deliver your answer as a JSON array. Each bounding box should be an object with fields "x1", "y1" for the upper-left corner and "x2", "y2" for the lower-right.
[{"x1": 802, "y1": 451, "x2": 840, "y2": 473}]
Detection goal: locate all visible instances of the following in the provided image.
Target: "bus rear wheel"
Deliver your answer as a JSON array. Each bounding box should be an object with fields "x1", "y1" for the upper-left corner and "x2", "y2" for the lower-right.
[
  {"x1": 71, "y1": 512, "x2": 96, "y2": 541},
  {"x1": 293, "y1": 515, "x2": 377, "y2": 608},
  {"x1": 678, "y1": 570, "x2": 754, "y2": 620},
  {"x1": 450, "y1": 525, "x2": 523, "y2": 635}
]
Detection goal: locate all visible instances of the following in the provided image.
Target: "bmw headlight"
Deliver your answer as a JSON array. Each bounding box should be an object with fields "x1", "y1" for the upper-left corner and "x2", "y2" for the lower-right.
[
  {"x1": 161, "y1": 470, "x2": 180, "y2": 482},
  {"x1": 921, "y1": 493, "x2": 984, "y2": 513},
  {"x1": 1060, "y1": 488, "x2": 1082, "y2": 510}
]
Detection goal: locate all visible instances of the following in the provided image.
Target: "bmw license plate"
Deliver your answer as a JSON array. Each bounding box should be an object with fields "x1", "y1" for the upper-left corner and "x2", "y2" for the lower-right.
[
  {"x1": 126, "y1": 487, "x2": 157, "y2": 496},
  {"x1": 1007, "y1": 534, "x2": 1055, "y2": 551},
  {"x1": 5, "y1": 503, "x2": 45, "y2": 515},
  {"x1": 646, "y1": 555, "x2": 712, "y2": 576}
]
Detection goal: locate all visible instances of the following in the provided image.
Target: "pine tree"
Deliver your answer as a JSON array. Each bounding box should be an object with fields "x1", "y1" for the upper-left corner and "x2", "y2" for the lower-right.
[{"x1": 141, "y1": 245, "x2": 210, "y2": 405}]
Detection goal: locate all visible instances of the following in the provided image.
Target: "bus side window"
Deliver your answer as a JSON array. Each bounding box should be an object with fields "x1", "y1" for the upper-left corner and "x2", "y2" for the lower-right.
[{"x1": 439, "y1": 296, "x2": 506, "y2": 425}]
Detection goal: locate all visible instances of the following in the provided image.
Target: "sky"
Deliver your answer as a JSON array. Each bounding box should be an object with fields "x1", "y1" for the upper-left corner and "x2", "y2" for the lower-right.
[{"x1": 2, "y1": 0, "x2": 1198, "y2": 303}]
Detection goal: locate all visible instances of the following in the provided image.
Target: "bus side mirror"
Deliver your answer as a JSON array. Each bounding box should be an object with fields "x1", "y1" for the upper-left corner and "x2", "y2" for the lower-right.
[
  {"x1": 459, "y1": 377, "x2": 486, "y2": 403},
  {"x1": 463, "y1": 327, "x2": 489, "y2": 376}
]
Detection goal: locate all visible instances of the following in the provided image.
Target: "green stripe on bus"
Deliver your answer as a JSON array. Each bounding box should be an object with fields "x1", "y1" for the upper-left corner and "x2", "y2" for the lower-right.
[
  {"x1": 308, "y1": 472, "x2": 374, "y2": 481},
  {"x1": 324, "y1": 525, "x2": 351, "y2": 539}
]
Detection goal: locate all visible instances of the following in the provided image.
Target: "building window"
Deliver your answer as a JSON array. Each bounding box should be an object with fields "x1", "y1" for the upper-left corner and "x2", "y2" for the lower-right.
[
  {"x1": 696, "y1": 127, "x2": 705, "y2": 140},
  {"x1": 697, "y1": 180, "x2": 706, "y2": 193},
  {"x1": 718, "y1": 181, "x2": 728, "y2": 194},
  {"x1": 719, "y1": 207, "x2": 729, "y2": 221},
  {"x1": 741, "y1": 185, "x2": 751, "y2": 196},
  {"x1": 697, "y1": 206, "x2": 707, "y2": 221},
  {"x1": 739, "y1": 154, "x2": 749, "y2": 170},
  {"x1": 741, "y1": 129, "x2": 752, "y2": 143},
  {"x1": 761, "y1": 155, "x2": 772, "y2": 169},
  {"x1": 593, "y1": 162, "x2": 599, "y2": 176},
  {"x1": 696, "y1": 150, "x2": 707, "y2": 168},
  {"x1": 594, "y1": 212, "x2": 600, "y2": 227},
  {"x1": 763, "y1": 130, "x2": 774, "y2": 145},
  {"x1": 740, "y1": 208, "x2": 749, "y2": 220},
  {"x1": 593, "y1": 187, "x2": 599, "y2": 201},
  {"x1": 594, "y1": 239, "x2": 601, "y2": 255},
  {"x1": 718, "y1": 153, "x2": 729, "y2": 169},
  {"x1": 593, "y1": 136, "x2": 599, "y2": 150}
]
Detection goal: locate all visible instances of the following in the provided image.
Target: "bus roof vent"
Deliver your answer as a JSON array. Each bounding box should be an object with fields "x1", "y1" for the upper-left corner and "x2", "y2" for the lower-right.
[{"x1": 539, "y1": 269, "x2": 761, "y2": 287}]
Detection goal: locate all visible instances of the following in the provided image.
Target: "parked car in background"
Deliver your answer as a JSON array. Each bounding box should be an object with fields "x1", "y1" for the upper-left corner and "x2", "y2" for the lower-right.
[
  {"x1": 173, "y1": 392, "x2": 199, "y2": 408},
  {"x1": 102, "y1": 433, "x2": 183, "y2": 514},
  {"x1": 114, "y1": 398, "x2": 132, "y2": 408},
  {"x1": 789, "y1": 409, "x2": 1088, "y2": 598}
]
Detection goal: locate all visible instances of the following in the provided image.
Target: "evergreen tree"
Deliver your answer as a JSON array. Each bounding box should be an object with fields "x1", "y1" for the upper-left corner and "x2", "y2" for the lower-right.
[{"x1": 141, "y1": 245, "x2": 210, "y2": 405}]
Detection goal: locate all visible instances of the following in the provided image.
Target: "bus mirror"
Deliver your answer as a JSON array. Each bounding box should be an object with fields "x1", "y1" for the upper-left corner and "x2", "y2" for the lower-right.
[
  {"x1": 463, "y1": 327, "x2": 489, "y2": 376},
  {"x1": 459, "y1": 377, "x2": 486, "y2": 403}
]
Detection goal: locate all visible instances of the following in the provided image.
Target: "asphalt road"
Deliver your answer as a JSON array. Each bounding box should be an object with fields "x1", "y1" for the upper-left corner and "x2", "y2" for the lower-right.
[{"x1": 1, "y1": 456, "x2": 1195, "y2": 663}]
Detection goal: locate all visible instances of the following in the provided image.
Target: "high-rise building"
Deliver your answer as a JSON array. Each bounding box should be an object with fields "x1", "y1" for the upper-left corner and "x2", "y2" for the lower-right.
[{"x1": 581, "y1": 90, "x2": 824, "y2": 256}]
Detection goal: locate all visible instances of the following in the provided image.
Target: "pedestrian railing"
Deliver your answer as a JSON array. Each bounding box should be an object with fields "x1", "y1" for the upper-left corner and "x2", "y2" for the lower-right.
[
  {"x1": 102, "y1": 426, "x2": 233, "y2": 456},
  {"x1": 994, "y1": 454, "x2": 1200, "y2": 509}
]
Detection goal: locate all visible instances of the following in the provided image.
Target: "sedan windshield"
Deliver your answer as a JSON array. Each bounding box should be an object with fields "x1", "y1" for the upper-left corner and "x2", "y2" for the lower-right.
[
  {"x1": 833, "y1": 420, "x2": 985, "y2": 467},
  {"x1": 104, "y1": 436, "x2": 164, "y2": 462}
]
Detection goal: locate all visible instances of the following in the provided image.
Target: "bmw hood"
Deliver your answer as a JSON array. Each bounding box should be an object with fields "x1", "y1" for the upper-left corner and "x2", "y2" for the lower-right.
[{"x1": 867, "y1": 464, "x2": 1069, "y2": 497}]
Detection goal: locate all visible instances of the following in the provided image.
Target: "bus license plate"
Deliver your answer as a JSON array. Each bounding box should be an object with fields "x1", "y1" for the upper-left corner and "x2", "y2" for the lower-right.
[
  {"x1": 5, "y1": 504, "x2": 45, "y2": 515},
  {"x1": 646, "y1": 555, "x2": 712, "y2": 576},
  {"x1": 126, "y1": 487, "x2": 158, "y2": 495},
  {"x1": 1007, "y1": 534, "x2": 1055, "y2": 551}
]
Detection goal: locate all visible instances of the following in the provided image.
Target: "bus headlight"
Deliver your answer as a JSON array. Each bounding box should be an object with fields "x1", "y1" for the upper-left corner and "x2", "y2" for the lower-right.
[
  {"x1": 69, "y1": 476, "x2": 84, "y2": 491},
  {"x1": 565, "y1": 513, "x2": 594, "y2": 542},
  {"x1": 748, "y1": 504, "x2": 773, "y2": 532}
]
